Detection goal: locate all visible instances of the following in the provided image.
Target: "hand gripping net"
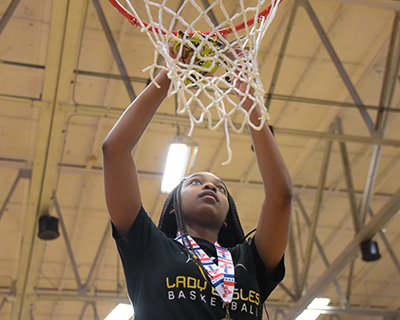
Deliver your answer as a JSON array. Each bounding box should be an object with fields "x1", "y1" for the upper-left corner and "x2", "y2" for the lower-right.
[{"x1": 110, "y1": 0, "x2": 280, "y2": 164}]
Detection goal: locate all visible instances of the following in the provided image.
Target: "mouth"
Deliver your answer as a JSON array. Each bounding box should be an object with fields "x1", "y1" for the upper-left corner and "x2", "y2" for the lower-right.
[{"x1": 199, "y1": 190, "x2": 219, "y2": 202}]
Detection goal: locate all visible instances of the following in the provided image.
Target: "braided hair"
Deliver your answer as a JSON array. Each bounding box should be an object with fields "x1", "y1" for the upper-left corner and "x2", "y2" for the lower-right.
[
  {"x1": 158, "y1": 178, "x2": 245, "y2": 249},
  {"x1": 158, "y1": 177, "x2": 263, "y2": 318}
]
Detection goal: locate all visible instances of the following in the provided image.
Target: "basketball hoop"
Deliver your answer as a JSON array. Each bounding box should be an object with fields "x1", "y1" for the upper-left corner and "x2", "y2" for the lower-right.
[
  {"x1": 108, "y1": 0, "x2": 282, "y2": 164},
  {"x1": 109, "y1": 0, "x2": 280, "y2": 37}
]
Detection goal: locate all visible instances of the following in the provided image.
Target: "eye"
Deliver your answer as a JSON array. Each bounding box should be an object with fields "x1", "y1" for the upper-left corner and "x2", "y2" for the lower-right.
[
  {"x1": 189, "y1": 178, "x2": 202, "y2": 185},
  {"x1": 216, "y1": 185, "x2": 226, "y2": 193}
]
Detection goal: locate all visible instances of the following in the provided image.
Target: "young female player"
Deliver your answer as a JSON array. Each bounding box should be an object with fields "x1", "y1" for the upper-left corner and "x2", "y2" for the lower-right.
[{"x1": 102, "y1": 51, "x2": 292, "y2": 319}]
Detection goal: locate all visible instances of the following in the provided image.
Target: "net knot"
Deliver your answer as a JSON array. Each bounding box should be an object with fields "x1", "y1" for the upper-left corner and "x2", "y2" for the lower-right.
[{"x1": 129, "y1": 16, "x2": 140, "y2": 27}]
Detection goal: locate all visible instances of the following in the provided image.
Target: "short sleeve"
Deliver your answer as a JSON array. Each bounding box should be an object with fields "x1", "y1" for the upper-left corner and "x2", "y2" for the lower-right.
[
  {"x1": 250, "y1": 237, "x2": 285, "y2": 303},
  {"x1": 111, "y1": 206, "x2": 169, "y2": 284}
]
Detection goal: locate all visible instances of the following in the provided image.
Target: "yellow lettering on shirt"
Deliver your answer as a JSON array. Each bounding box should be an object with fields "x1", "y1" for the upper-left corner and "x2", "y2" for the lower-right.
[
  {"x1": 197, "y1": 278, "x2": 207, "y2": 292},
  {"x1": 165, "y1": 276, "x2": 208, "y2": 291},
  {"x1": 176, "y1": 276, "x2": 186, "y2": 288},
  {"x1": 187, "y1": 277, "x2": 197, "y2": 289},
  {"x1": 166, "y1": 277, "x2": 175, "y2": 288},
  {"x1": 240, "y1": 288, "x2": 249, "y2": 301},
  {"x1": 249, "y1": 290, "x2": 258, "y2": 304}
]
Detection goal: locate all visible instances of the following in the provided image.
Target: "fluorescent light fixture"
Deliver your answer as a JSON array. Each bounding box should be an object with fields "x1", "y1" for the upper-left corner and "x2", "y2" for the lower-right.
[
  {"x1": 161, "y1": 143, "x2": 197, "y2": 193},
  {"x1": 295, "y1": 298, "x2": 330, "y2": 320},
  {"x1": 104, "y1": 303, "x2": 133, "y2": 320}
]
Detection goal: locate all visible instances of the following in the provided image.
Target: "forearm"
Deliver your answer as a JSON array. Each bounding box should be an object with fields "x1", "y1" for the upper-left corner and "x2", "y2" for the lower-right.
[
  {"x1": 248, "y1": 105, "x2": 292, "y2": 273},
  {"x1": 102, "y1": 70, "x2": 171, "y2": 153},
  {"x1": 102, "y1": 70, "x2": 171, "y2": 236},
  {"x1": 247, "y1": 106, "x2": 292, "y2": 201}
]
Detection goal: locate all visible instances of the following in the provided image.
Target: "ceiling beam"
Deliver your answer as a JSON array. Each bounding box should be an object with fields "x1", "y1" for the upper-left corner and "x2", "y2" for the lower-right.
[
  {"x1": 10, "y1": 0, "x2": 72, "y2": 316},
  {"x1": 91, "y1": 0, "x2": 136, "y2": 100},
  {"x1": 336, "y1": 117, "x2": 360, "y2": 232},
  {"x1": 370, "y1": 208, "x2": 400, "y2": 277},
  {"x1": 0, "y1": 169, "x2": 30, "y2": 221},
  {"x1": 358, "y1": 12, "x2": 400, "y2": 229},
  {"x1": 266, "y1": 0, "x2": 298, "y2": 110},
  {"x1": 322, "y1": 0, "x2": 400, "y2": 11},
  {"x1": 3, "y1": 92, "x2": 399, "y2": 147},
  {"x1": 3, "y1": 77, "x2": 400, "y2": 114},
  {"x1": 295, "y1": 195, "x2": 348, "y2": 307},
  {"x1": 284, "y1": 187, "x2": 400, "y2": 320},
  {"x1": 376, "y1": 13, "x2": 400, "y2": 130},
  {"x1": 301, "y1": 0, "x2": 375, "y2": 133},
  {"x1": 0, "y1": 156, "x2": 398, "y2": 211},
  {"x1": 287, "y1": 225, "x2": 301, "y2": 299},
  {"x1": 199, "y1": 0, "x2": 219, "y2": 27},
  {"x1": 10, "y1": 0, "x2": 90, "y2": 318},
  {"x1": 336, "y1": 117, "x2": 362, "y2": 305},
  {"x1": 0, "y1": 0, "x2": 22, "y2": 36},
  {"x1": 62, "y1": 105, "x2": 400, "y2": 146},
  {"x1": 299, "y1": 133, "x2": 333, "y2": 291},
  {"x1": 1, "y1": 98, "x2": 400, "y2": 146},
  {"x1": 2, "y1": 291, "x2": 397, "y2": 317},
  {"x1": 53, "y1": 193, "x2": 85, "y2": 291}
]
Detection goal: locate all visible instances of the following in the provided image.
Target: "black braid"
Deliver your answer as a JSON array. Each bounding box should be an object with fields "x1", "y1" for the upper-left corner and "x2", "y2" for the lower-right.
[
  {"x1": 157, "y1": 180, "x2": 194, "y2": 255},
  {"x1": 173, "y1": 181, "x2": 186, "y2": 235},
  {"x1": 157, "y1": 188, "x2": 176, "y2": 236},
  {"x1": 217, "y1": 191, "x2": 245, "y2": 247},
  {"x1": 174, "y1": 182, "x2": 196, "y2": 254},
  {"x1": 158, "y1": 179, "x2": 245, "y2": 248}
]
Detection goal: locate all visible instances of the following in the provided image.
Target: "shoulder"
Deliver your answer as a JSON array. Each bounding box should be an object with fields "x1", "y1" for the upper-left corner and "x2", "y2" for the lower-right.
[
  {"x1": 112, "y1": 205, "x2": 171, "y2": 254},
  {"x1": 229, "y1": 238, "x2": 285, "y2": 304},
  {"x1": 111, "y1": 205, "x2": 153, "y2": 241},
  {"x1": 111, "y1": 205, "x2": 184, "y2": 257},
  {"x1": 232, "y1": 237, "x2": 286, "y2": 285}
]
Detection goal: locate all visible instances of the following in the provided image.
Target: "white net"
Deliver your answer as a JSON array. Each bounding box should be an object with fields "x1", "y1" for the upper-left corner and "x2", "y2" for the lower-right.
[{"x1": 120, "y1": 0, "x2": 280, "y2": 163}]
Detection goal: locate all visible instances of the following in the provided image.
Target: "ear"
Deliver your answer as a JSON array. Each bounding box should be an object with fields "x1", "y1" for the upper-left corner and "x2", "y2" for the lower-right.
[
  {"x1": 223, "y1": 221, "x2": 228, "y2": 229},
  {"x1": 169, "y1": 208, "x2": 175, "y2": 215}
]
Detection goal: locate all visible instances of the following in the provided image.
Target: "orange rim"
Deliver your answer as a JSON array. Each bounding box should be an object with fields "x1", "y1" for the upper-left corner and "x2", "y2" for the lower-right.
[{"x1": 108, "y1": 0, "x2": 281, "y2": 37}]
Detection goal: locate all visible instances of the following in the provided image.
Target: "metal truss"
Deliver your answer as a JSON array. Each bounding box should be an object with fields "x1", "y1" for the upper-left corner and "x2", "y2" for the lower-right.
[{"x1": 0, "y1": 0, "x2": 400, "y2": 319}]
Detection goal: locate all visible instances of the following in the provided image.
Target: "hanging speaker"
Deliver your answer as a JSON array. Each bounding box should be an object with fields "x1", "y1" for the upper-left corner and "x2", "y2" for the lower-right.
[
  {"x1": 360, "y1": 239, "x2": 381, "y2": 262},
  {"x1": 38, "y1": 214, "x2": 60, "y2": 240}
]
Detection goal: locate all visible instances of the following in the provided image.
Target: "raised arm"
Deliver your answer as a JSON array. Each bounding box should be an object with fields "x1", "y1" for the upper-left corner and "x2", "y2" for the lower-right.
[
  {"x1": 236, "y1": 78, "x2": 292, "y2": 275},
  {"x1": 102, "y1": 71, "x2": 171, "y2": 237}
]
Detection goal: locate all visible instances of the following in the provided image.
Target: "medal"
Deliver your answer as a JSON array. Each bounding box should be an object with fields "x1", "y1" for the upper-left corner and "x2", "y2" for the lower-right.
[
  {"x1": 221, "y1": 303, "x2": 232, "y2": 320},
  {"x1": 175, "y1": 234, "x2": 235, "y2": 305}
]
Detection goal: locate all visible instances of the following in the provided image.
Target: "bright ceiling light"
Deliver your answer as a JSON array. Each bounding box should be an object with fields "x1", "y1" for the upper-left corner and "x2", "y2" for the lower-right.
[
  {"x1": 295, "y1": 298, "x2": 330, "y2": 320},
  {"x1": 161, "y1": 143, "x2": 197, "y2": 193},
  {"x1": 104, "y1": 303, "x2": 133, "y2": 320}
]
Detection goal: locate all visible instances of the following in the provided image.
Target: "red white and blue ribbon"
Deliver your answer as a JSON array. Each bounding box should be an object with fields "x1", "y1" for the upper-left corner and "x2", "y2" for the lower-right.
[{"x1": 175, "y1": 233, "x2": 235, "y2": 304}]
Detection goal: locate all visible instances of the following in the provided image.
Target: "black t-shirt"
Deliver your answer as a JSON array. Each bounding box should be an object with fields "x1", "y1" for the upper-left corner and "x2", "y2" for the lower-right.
[{"x1": 113, "y1": 206, "x2": 285, "y2": 320}]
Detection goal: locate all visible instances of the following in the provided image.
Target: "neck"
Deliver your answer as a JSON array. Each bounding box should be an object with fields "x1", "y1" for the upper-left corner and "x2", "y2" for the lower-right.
[{"x1": 185, "y1": 225, "x2": 219, "y2": 244}]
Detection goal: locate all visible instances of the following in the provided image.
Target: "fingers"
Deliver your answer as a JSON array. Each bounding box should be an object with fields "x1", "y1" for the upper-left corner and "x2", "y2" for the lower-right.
[
  {"x1": 226, "y1": 47, "x2": 250, "y2": 61},
  {"x1": 168, "y1": 40, "x2": 194, "y2": 64},
  {"x1": 168, "y1": 41, "x2": 178, "y2": 59}
]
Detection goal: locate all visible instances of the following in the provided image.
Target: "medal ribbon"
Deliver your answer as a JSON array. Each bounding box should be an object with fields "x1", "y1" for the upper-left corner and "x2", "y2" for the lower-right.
[{"x1": 175, "y1": 233, "x2": 235, "y2": 304}]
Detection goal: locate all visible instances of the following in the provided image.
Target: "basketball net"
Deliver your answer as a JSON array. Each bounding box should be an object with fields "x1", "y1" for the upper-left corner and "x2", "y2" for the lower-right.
[{"x1": 115, "y1": 0, "x2": 280, "y2": 164}]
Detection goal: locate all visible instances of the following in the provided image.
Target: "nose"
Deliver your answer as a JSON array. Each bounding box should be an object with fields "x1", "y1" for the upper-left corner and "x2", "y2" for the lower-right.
[{"x1": 203, "y1": 182, "x2": 217, "y2": 192}]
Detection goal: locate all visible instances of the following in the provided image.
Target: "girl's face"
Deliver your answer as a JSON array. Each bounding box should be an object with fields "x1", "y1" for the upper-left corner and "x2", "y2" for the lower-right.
[{"x1": 180, "y1": 172, "x2": 229, "y2": 233}]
